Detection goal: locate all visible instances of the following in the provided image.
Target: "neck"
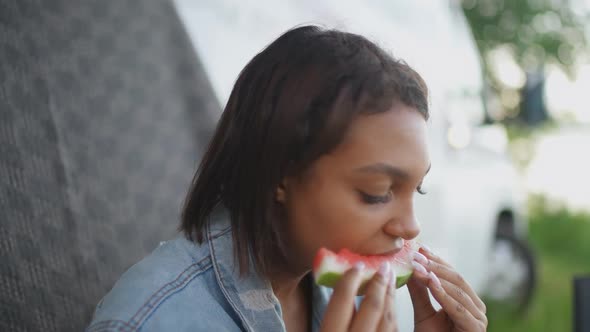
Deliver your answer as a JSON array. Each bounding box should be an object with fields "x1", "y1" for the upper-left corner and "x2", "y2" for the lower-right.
[
  {"x1": 269, "y1": 269, "x2": 313, "y2": 332},
  {"x1": 269, "y1": 269, "x2": 309, "y2": 302}
]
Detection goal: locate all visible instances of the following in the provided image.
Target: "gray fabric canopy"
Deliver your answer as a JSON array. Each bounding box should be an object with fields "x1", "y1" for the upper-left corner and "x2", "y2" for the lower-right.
[{"x1": 0, "y1": 1, "x2": 219, "y2": 330}]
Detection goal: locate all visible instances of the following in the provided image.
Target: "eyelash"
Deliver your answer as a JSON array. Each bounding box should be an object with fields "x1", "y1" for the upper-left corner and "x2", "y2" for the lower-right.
[
  {"x1": 360, "y1": 185, "x2": 427, "y2": 204},
  {"x1": 417, "y1": 185, "x2": 427, "y2": 195},
  {"x1": 360, "y1": 191, "x2": 392, "y2": 204}
]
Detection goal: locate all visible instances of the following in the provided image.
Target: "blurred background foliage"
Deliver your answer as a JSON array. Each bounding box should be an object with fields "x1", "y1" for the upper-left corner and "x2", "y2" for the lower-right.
[{"x1": 461, "y1": 0, "x2": 589, "y2": 126}]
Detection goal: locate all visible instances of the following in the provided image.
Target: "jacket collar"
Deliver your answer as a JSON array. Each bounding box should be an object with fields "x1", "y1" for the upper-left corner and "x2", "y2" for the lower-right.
[{"x1": 206, "y1": 208, "x2": 330, "y2": 332}]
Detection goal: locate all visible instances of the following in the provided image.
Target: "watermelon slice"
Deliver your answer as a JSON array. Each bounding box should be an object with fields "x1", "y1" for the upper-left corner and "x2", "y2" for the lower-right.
[{"x1": 312, "y1": 240, "x2": 419, "y2": 292}]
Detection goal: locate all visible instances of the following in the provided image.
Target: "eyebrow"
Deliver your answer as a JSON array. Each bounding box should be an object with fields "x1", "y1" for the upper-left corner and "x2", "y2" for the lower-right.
[{"x1": 354, "y1": 162, "x2": 431, "y2": 180}]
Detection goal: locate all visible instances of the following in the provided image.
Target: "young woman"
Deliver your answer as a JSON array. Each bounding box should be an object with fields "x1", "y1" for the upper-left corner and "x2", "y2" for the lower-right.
[{"x1": 88, "y1": 25, "x2": 487, "y2": 332}]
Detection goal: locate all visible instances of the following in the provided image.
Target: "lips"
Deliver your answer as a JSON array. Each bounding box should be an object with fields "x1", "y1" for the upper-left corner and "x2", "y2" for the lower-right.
[
  {"x1": 375, "y1": 248, "x2": 402, "y2": 257},
  {"x1": 375, "y1": 238, "x2": 405, "y2": 257}
]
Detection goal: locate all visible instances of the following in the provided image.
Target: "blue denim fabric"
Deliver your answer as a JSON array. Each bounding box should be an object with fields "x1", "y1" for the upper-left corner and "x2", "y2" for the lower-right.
[{"x1": 86, "y1": 210, "x2": 332, "y2": 331}]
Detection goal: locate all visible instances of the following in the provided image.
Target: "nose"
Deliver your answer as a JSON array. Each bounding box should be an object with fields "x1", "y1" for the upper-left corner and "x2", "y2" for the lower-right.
[{"x1": 383, "y1": 199, "x2": 421, "y2": 240}]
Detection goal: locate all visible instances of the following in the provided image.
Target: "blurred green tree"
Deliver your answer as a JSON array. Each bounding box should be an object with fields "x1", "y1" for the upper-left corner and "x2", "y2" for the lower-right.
[{"x1": 460, "y1": 0, "x2": 588, "y2": 124}]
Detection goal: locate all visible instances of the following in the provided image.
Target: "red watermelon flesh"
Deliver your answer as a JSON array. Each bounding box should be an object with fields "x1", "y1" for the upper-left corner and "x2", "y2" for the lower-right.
[{"x1": 312, "y1": 240, "x2": 418, "y2": 290}]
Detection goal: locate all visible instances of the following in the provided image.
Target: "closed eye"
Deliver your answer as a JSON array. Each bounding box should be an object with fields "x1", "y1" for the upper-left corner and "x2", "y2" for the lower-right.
[{"x1": 358, "y1": 190, "x2": 392, "y2": 204}]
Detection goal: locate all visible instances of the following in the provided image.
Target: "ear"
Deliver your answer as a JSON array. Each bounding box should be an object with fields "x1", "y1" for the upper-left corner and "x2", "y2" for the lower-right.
[{"x1": 275, "y1": 178, "x2": 289, "y2": 203}]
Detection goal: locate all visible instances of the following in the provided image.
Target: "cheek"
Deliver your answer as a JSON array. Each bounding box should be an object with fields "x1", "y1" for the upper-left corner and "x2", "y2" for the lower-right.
[{"x1": 286, "y1": 178, "x2": 386, "y2": 258}]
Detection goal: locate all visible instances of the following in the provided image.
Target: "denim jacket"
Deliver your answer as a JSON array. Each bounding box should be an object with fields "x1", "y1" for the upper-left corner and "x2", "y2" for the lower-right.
[{"x1": 86, "y1": 210, "x2": 332, "y2": 331}]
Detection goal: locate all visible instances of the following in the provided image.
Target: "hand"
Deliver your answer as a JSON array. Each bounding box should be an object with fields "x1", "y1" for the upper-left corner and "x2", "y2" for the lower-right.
[
  {"x1": 408, "y1": 247, "x2": 488, "y2": 332},
  {"x1": 320, "y1": 262, "x2": 399, "y2": 332}
]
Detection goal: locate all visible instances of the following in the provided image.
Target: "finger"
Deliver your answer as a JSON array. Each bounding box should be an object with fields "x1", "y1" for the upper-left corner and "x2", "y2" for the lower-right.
[
  {"x1": 350, "y1": 262, "x2": 391, "y2": 332},
  {"x1": 377, "y1": 269, "x2": 399, "y2": 332},
  {"x1": 408, "y1": 255, "x2": 436, "y2": 323},
  {"x1": 418, "y1": 246, "x2": 451, "y2": 267},
  {"x1": 320, "y1": 264, "x2": 365, "y2": 331},
  {"x1": 407, "y1": 270, "x2": 436, "y2": 324},
  {"x1": 427, "y1": 272, "x2": 486, "y2": 331},
  {"x1": 440, "y1": 279, "x2": 487, "y2": 324},
  {"x1": 416, "y1": 250, "x2": 487, "y2": 314}
]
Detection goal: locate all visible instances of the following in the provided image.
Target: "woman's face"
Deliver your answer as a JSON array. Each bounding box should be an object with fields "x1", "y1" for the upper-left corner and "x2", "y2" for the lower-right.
[{"x1": 279, "y1": 103, "x2": 430, "y2": 272}]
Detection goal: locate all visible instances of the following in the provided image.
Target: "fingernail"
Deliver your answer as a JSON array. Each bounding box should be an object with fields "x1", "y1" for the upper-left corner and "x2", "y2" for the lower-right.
[
  {"x1": 389, "y1": 269, "x2": 397, "y2": 288},
  {"x1": 429, "y1": 271, "x2": 442, "y2": 289},
  {"x1": 354, "y1": 261, "x2": 365, "y2": 271},
  {"x1": 413, "y1": 252, "x2": 428, "y2": 265},
  {"x1": 378, "y1": 261, "x2": 391, "y2": 279},
  {"x1": 420, "y1": 244, "x2": 433, "y2": 255},
  {"x1": 411, "y1": 260, "x2": 428, "y2": 276}
]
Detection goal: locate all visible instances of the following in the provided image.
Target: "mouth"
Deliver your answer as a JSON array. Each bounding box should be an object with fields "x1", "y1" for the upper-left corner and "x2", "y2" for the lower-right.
[
  {"x1": 375, "y1": 238, "x2": 405, "y2": 257},
  {"x1": 375, "y1": 248, "x2": 402, "y2": 257}
]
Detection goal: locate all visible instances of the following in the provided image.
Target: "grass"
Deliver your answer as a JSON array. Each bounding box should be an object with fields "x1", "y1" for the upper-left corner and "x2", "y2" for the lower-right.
[
  {"x1": 486, "y1": 195, "x2": 590, "y2": 332},
  {"x1": 487, "y1": 255, "x2": 588, "y2": 331}
]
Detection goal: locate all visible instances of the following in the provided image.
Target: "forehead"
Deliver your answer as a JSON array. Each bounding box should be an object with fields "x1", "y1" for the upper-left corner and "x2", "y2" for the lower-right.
[{"x1": 328, "y1": 104, "x2": 430, "y2": 174}]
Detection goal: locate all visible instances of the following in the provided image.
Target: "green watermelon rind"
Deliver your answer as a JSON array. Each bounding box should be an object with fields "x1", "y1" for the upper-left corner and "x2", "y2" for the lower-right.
[
  {"x1": 395, "y1": 272, "x2": 412, "y2": 288},
  {"x1": 316, "y1": 271, "x2": 342, "y2": 288},
  {"x1": 316, "y1": 270, "x2": 413, "y2": 290}
]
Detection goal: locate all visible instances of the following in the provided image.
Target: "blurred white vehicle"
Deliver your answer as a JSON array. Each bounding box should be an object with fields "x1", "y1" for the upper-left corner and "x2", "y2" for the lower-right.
[
  {"x1": 525, "y1": 125, "x2": 590, "y2": 213},
  {"x1": 173, "y1": 0, "x2": 536, "y2": 328}
]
